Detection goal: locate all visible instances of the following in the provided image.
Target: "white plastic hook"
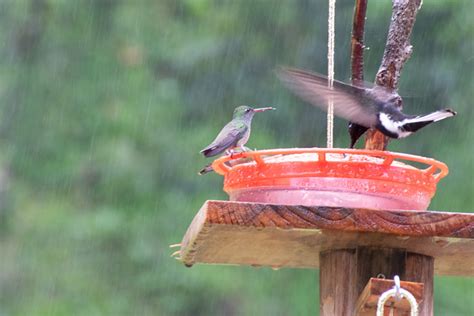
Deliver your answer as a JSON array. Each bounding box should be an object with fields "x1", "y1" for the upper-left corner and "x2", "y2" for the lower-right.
[
  {"x1": 376, "y1": 275, "x2": 419, "y2": 316},
  {"x1": 394, "y1": 275, "x2": 401, "y2": 300}
]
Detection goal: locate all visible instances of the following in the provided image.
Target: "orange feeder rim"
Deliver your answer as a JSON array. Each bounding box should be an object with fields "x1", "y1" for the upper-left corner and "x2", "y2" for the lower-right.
[{"x1": 211, "y1": 148, "x2": 449, "y2": 181}]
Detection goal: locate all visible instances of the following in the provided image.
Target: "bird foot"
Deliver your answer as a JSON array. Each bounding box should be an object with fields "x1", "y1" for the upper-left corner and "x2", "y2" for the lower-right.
[{"x1": 225, "y1": 149, "x2": 236, "y2": 158}]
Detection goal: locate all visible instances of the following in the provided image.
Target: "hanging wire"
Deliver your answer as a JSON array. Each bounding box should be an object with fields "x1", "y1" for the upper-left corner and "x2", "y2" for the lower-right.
[
  {"x1": 327, "y1": 0, "x2": 336, "y2": 148},
  {"x1": 376, "y1": 275, "x2": 419, "y2": 316}
]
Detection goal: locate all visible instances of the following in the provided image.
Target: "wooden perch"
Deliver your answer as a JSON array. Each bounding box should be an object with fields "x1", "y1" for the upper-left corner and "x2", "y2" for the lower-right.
[
  {"x1": 348, "y1": 0, "x2": 370, "y2": 148},
  {"x1": 365, "y1": 0, "x2": 423, "y2": 150},
  {"x1": 351, "y1": 0, "x2": 368, "y2": 84}
]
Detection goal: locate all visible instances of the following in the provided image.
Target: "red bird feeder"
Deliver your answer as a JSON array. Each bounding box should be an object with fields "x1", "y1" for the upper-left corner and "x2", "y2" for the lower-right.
[{"x1": 211, "y1": 148, "x2": 448, "y2": 210}]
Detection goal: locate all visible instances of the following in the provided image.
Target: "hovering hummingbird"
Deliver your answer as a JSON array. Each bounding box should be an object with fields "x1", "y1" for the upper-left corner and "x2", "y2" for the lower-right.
[
  {"x1": 278, "y1": 68, "x2": 456, "y2": 143},
  {"x1": 200, "y1": 105, "x2": 275, "y2": 158}
]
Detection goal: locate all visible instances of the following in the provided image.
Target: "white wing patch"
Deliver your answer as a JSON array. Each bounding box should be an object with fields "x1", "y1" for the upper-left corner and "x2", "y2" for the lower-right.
[
  {"x1": 379, "y1": 113, "x2": 401, "y2": 133},
  {"x1": 379, "y1": 113, "x2": 412, "y2": 138}
]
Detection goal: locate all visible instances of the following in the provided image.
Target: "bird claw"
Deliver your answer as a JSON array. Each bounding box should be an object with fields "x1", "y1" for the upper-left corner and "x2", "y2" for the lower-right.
[
  {"x1": 170, "y1": 250, "x2": 181, "y2": 258},
  {"x1": 240, "y1": 145, "x2": 251, "y2": 152},
  {"x1": 226, "y1": 146, "x2": 252, "y2": 159}
]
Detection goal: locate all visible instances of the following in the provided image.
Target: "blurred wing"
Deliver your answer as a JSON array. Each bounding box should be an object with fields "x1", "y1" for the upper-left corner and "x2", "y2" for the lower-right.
[
  {"x1": 200, "y1": 121, "x2": 247, "y2": 157},
  {"x1": 278, "y1": 67, "x2": 378, "y2": 127}
]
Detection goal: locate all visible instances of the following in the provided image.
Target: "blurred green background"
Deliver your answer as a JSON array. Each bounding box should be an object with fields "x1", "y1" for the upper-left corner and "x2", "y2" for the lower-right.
[{"x1": 0, "y1": 0, "x2": 472, "y2": 315}]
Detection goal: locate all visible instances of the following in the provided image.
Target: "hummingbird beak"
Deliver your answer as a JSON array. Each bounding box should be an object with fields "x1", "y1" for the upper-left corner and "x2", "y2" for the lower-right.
[{"x1": 253, "y1": 107, "x2": 275, "y2": 112}]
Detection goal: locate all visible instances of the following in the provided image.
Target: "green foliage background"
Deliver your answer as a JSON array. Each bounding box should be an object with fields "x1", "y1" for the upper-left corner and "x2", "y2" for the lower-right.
[{"x1": 0, "y1": 0, "x2": 472, "y2": 315}]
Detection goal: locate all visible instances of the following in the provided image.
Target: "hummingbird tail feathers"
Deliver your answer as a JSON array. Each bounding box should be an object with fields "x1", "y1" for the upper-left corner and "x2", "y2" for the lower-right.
[
  {"x1": 198, "y1": 163, "x2": 214, "y2": 175},
  {"x1": 416, "y1": 108, "x2": 456, "y2": 122},
  {"x1": 401, "y1": 109, "x2": 456, "y2": 133}
]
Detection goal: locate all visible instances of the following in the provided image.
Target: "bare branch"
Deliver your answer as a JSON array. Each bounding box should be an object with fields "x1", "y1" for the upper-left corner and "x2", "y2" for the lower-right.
[
  {"x1": 351, "y1": 0, "x2": 368, "y2": 85},
  {"x1": 365, "y1": 0, "x2": 422, "y2": 150},
  {"x1": 348, "y1": 0, "x2": 370, "y2": 149},
  {"x1": 375, "y1": 0, "x2": 422, "y2": 89}
]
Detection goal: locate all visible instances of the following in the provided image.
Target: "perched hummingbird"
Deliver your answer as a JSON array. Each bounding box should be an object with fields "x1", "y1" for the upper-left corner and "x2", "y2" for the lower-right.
[
  {"x1": 278, "y1": 67, "x2": 456, "y2": 142},
  {"x1": 200, "y1": 105, "x2": 275, "y2": 158}
]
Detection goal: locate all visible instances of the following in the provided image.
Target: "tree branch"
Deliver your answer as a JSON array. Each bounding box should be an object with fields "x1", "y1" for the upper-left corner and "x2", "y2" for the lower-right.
[
  {"x1": 351, "y1": 0, "x2": 368, "y2": 85},
  {"x1": 365, "y1": 0, "x2": 422, "y2": 150},
  {"x1": 348, "y1": 0, "x2": 370, "y2": 149}
]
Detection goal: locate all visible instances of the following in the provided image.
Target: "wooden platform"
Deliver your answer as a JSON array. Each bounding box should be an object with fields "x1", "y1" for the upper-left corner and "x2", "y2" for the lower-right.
[{"x1": 179, "y1": 201, "x2": 474, "y2": 275}]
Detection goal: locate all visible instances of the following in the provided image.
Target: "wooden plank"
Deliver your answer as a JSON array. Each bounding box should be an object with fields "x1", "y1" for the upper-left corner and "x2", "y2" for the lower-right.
[
  {"x1": 179, "y1": 201, "x2": 474, "y2": 275},
  {"x1": 355, "y1": 278, "x2": 424, "y2": 316}
]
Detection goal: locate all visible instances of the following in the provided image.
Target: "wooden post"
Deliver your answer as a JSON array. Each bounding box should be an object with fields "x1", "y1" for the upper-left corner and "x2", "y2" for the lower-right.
[
  {"x1": 405, "y1": 253, "x2": 434, "y2": 315},
  {"x1": 320, "y1": 249, "x2": 357, "y2": 315},
  {"x1": 320, "y1": 248, "x2": 433, "y2": 315}
]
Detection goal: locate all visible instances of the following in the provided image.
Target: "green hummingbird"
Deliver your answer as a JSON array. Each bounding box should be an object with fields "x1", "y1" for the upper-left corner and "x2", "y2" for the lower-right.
[{"x1": 200, "y1": 105, "x2": 275, "y2": 158}]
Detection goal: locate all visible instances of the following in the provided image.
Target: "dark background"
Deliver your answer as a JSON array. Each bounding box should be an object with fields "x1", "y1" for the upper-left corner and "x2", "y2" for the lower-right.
[{"x1": 0, "y1": 0, "x2": 472, "y2": 315}]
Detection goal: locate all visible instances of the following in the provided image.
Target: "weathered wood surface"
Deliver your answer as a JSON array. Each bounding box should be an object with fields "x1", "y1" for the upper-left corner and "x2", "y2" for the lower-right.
[
  {"x1": 319, "y1": 249, "x2": 357, "y2": 316},
  {"x1": 354, "y1": 278, "x2": 424, "y2": 316},
  {"x1": 405, "y1": 253, "x2": 434, "y2": 315},
  {"x1": 319, "y1": 248, "x2": 431, "y2": 316},
  {"x1": 319, "y1": 247, "x2": 433, "y2": 316},
  {"x1": 366, "y1": 0, "x2": 422, "y2": 150},
  {"x1": 179, "y1": 201, "x2": 474, "y2": 275}
]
